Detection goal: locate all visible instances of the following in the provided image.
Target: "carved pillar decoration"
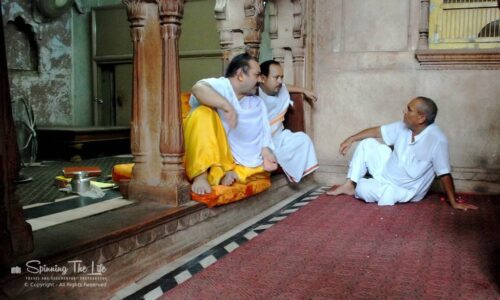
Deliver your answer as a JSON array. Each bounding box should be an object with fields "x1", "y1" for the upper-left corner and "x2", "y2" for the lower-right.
[
  {"x1": 292, "y1": 0, "x2": 303, "y2": 39},
  {"x1": 273, "y1": 47, "x2": 285, "y2": 65},
  {"x1": 269, "y1": 0, "x2": 306, "y2": 85},
  {"x1": 124, "y1": 0, "x2": 189, "y2": 205},
  {"x1": 214, "y1": 0, "x2": 228, "y2": 19},
  {"x1": 292, "y1": 47, "x2": 305, "y2": 88},
  {"x1": 418, "y1": 0, "x2": 430, "y2": 50},
  {"x1": 0, "y1": 7, "x2": 34, "y2": 267},
  {"x1": 124, "y1": 0, "x2": 149, "y2": 183},
  {"x1": 218, "y1": 29, "x2": 234, "y2": 66},
  {"x1": 243, "y1": 0, "x2": 265, "y2": 58},
  {"x1": 268, "y1": 1, "x2": 278, "y2": 39},
  {"x1": 158, "y1": 0, "x2": 190, "y2": 206},
  {"x1": 214, "y1": 0, "x2": 264, "y2": 65},
  {"x1": 214, "y1": 0, "x2": 235, "y2": 69}
]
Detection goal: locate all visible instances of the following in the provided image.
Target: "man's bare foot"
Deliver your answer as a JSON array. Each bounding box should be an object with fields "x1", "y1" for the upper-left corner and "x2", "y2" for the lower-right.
[
  {"x1": 326, "y1": 180, "x2": 355, "y2": 196},
  {"x1": 192, "y1": 173, "x2": 212, "y2": 195},
  {"x1": 221, "y1": 171, "x2": 239, "y2": 186},
  {"x1": 263, "y1": 158, "x2": 278, "y2": 172}
]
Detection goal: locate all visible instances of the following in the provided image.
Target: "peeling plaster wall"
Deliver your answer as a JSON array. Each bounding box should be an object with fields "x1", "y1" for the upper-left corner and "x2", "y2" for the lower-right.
[
  {"x1": 2, "y1": 0, "x2": 72, "y2": 126},
  {"x1": 312, "y1": 0, "x2": 500, "y2": 193}
]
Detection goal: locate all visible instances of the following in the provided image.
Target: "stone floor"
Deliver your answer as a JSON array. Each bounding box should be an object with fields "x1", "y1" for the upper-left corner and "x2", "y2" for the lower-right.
[{"x1": 16, "y1": 155, "x2": 134, "y2": 206}]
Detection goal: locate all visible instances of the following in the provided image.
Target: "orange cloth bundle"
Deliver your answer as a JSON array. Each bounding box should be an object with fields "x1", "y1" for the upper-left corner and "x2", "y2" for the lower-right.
[
  {"x1": 191, "y1": 175, "x2": 271, "y2": 208},
  {"x1": 112, "y1": 163, "x2": 134, "y2": 182},
  {"x1": 111, "y1": 163, "x2": 271, "y2": 207}
]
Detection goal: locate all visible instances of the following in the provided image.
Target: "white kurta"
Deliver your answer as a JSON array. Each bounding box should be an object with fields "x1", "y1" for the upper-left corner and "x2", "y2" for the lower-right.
[
  {"x1": 190, "y1": 77, "x2": 274, "y2": 168},
  {"x1": 348, "y1": 121, "x2": 451, "y2": 206},
  {"x1": 259, "y1": 85, "x2": 318, "y2": 182}
]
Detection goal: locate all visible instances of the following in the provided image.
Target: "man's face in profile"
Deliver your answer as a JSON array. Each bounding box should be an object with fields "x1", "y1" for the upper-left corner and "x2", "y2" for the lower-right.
[
  {"x1": 403, "y1": 98, "x2": 425, "y2": 129},
  {"x1": 240, "y1": 60, "x2": 261, "y2": 96}
]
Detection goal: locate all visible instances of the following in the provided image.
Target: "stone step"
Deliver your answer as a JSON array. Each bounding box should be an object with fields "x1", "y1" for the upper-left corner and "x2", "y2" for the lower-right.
[{"x1": 0, "y1": 175, "x2": 317, "y2": 299}]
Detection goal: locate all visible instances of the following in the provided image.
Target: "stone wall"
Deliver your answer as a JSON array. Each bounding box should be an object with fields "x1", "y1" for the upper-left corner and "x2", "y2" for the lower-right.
[
  {"x1": 2, "y1": 0, "x2": 72, "y2": 126},
  {"x1": 312, "y1": 0, "x2": 500, "y2": 193}
]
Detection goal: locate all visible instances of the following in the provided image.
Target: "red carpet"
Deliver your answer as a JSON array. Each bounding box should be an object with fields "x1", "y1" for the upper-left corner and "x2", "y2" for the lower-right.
[{"x1": 162, "y1": 193, "x2": 500, "y2": 299}]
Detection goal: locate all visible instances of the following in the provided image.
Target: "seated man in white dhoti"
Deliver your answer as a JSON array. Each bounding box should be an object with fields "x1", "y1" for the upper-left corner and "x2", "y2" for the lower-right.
[
  {"x1": 258, "y1": 60, "x2": 319, "y2": 183},
  {"x1": 327, "y1": 97, "x2": 478, "y2": 211},
  {"x1": 185, "y1": 53, "x2": 278, "y2": 195}
]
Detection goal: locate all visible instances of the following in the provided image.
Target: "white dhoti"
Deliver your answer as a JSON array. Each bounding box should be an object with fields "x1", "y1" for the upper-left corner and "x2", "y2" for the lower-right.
[
  {"x1": 259, "y1": 86, "x2": 318, "y2": 183},
  {"x1": 349, "y1": 138, "x2": 415, "y2": 206},
  {"x1": 273, "y1": 129, "x2": 318, "y2": 182}
]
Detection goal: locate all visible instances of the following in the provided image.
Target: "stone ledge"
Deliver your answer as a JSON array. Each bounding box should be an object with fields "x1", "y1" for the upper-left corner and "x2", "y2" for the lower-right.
[{"x1": 415, "y1": 49, "x2": 500, "y2": 70}]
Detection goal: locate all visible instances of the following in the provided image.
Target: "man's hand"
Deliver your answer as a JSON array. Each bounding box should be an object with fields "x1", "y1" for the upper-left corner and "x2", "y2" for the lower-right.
[
  {"x1": 286, "y1": 84, "x2": 317, "y2": 104},
  {"x1": 262, "y1": 147, "x2": 278, "y2": 171},
  {"x1": 303, "y1": 89, "x2": 317, "y2": 104},
  {"x1": 450, "y1": 201, "x2": 478, "y2": 211},
  {"x1": 339, "y1": 137, "x2": 355, "y2": 156},
  {"x1": 337, "y1": 127, "x2": 382, "y2": 156},
  {"x1": 439, "y1": 174, "x2": 478, "y2": 211},
  {"x1": 221, "y1": 102, "x2": 238, "y2": 128}
]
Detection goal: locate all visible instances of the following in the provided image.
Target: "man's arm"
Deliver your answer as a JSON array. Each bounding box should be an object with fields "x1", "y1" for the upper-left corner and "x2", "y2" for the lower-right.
[
  {"x1": 191, "y1": 81, "x2": 237, "y2": 128},
  {"x1": 286, "y1": 84, "x2": 317, "y2": 103},
  {"x1": 339, "y1": 126, "x2": 382, "y2": 155},
  {"x1": 439, "y1": 174, "x2": 478, "y2": 211}
]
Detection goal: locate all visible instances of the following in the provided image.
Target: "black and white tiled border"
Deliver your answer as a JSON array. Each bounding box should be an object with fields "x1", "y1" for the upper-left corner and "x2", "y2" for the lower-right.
[{"x1": 113, "y1": 186, "x2": 329, "y2": 300}]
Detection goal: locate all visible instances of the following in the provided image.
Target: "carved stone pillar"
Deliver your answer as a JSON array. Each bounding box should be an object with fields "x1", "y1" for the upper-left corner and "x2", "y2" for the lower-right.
[
  {"x1": 292, "y1": 47, "x2": 305, "y2": 88},
  {"x1": 124, "y1": 0, "x2": 189, "y2": 205},
  {"x1": 268, "y1": 1, "x2": 278, "y2": 39},
  {"x1": 0, "y1": 8, "x2": 33, "y2": 267},
  {"x1": 215, "y1": 0, "x2": 234, "y2": 68},
  {"x1": 292, "y1": 0, "x2": 303, "y2": 39},
  {"x1": 124, "y1": 0, "x2": 149, "y2": 184},
  {"x1": 215, "y1": 0, "x2": 264, "y2": 64},
  {"x1": 158, "y1": 0, "x2": 190, "y2": 206},
  {"x1": 218, "y1": 29, "x2": 234, "y2": 69},
  {"x1": 268, "y1": 0, "x2": 305, "y2": 85},
  {"x1": 243, "y1": 0, "x2": 265, "y2": 58},
  {"x1": 273, "y1": 47, "x2": 285, "y2": 65},
  {"x1": 418, "y1": 0, "x2": 430, "y2": 50}
]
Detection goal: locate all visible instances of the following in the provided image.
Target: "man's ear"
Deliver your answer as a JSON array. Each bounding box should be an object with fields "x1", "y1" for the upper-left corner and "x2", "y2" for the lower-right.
[
  {"x1": 235, "y1": 68, "x2": 244, "y2": 81},
  {"x1": 417, "y1": 112, "x2": 427, "y2": 125}
]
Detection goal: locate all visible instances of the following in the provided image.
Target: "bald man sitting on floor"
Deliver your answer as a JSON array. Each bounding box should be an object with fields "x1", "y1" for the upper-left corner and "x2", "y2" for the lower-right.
[{"x1": 327, "y1": 96, "x2": 478, "y2": 211}]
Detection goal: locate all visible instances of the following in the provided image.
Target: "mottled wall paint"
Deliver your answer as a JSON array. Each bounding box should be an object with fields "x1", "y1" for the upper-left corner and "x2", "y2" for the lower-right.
[{"x1": 2, "y1": 0, "x2": 72, "y2": 125}]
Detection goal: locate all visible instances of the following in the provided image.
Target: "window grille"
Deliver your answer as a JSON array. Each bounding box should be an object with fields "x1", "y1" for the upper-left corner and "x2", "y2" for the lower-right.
[{"x1": 429, "y1": 0, "x2": 500, "y2": 49}]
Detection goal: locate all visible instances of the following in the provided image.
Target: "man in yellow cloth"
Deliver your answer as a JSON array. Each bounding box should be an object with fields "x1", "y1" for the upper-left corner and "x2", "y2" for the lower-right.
[
  {"x1": 184, "y1": 53, "x2": 278, "y2": 195},
  {"x1": 259, "y1": 60, "x2": 319, "y2": 183}
]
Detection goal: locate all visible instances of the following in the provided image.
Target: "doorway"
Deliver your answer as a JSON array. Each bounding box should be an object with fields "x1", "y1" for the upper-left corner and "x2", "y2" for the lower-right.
[{"x1": 95, "y1": 63, "x2": 132, "y2": 126}]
